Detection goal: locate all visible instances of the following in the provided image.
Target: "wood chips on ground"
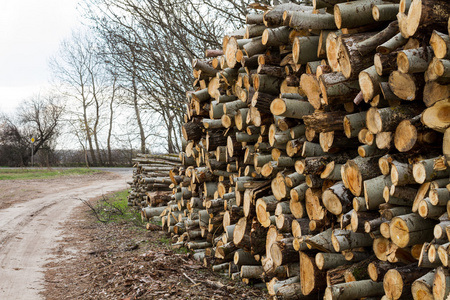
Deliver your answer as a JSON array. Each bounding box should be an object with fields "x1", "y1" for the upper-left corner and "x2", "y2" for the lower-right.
[{"x1": 42, "y1": 202, "x2": 267, "y2": 300}]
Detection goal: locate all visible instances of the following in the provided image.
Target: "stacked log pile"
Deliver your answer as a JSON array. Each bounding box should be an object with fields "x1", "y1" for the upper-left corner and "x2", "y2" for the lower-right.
[
  {"x1": 146, "y1": 1, "x2": 450, "y2": 299},
  {"x1": 128, "y1": 154, "x2": 181, "y2": 222}
]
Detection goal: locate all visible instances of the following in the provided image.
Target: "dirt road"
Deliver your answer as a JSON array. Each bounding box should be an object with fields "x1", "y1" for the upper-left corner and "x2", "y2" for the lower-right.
[{"x1": 0, "y1": 171, "x2": 131, "y2": 299}]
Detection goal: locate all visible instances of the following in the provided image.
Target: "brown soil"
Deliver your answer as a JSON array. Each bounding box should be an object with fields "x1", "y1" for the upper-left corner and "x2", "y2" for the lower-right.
[
  {"x1": 0, "y1": 172, "x2": 120, "y2": 210},
  {"x1": 42, "y1": 201, "x2": 267, "y2": 300}
]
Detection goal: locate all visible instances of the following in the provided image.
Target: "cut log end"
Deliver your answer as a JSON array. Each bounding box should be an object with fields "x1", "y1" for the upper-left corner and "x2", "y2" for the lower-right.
[
  {"x1": 383, "y1": 269, "x2": 404, "y2": 300},
  {"x1": 343, "y1": 160, "x2": 363, "y2": 197},
  {"x1": 431, "y1": 30, "x2": 449, "y2": 59},
  {"x1": 396, "y1": 51, "x2": 410, "y2": 74},
  {"x1": 394, "y1": 120, "x2": 417, "y2": 152},
  {"x1": 233, "y1": 217, "x2": 247, "y2": 245},
  {"x1": 388, "y1": 71, "x2": 418, "y2": 101},
  {"x1": 366, "y1": 107, "x2": 382, "y2": 134},
  {"x1": 412, "y1": 163, "x2": 427, "y2": 184},
  {"x1": 359, "y1": 71, "x2": 376, "y2": 102},
  {"x1": 270, "y1": 98, "x2": 286, "y2": 116},
  {"x1": 433, "y1": 267, "x2": 448, "y2": 300},
  {"x1": 343, "y1": 117, "x2": 352, "y2": 138},
  {"x1": 322, "y1": 189, "x2": 343, "y2": 216},
  {"x1": 389, "y1": 217, "x2": 409, "y2": 248},
  {"x1": 334, "y1": 6, "x2": 342, "y2": 29},
  {"x1": 422, "y1": 100, "x2": 450, "y2": 133}
]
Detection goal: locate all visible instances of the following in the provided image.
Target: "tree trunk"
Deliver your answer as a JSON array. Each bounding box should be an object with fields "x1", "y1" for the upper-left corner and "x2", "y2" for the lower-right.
[
  {"x1": 82, "y1": 96, "x2": 97, "y2": 166},
  {"x1": 383, "y1": 263, "x2": 430, "y2": 300},
  {"x1": 405, "y1": 0, "x2": 450, "y2": 37},
  {"x1": 388, "y1": 71, "x2": 424, "y2": 101},
  {"x1": 334, "y1": 0, "x2": 384, "y2": 29},
  {"x1": 322, "y1": 181, "x2": 353, "y2": 216},
  {"x1": 132, "y1": 69, "x2": 146, "y2": 154},
  {"x1": 411, "y1": 270, "x2": 435, "y2": 300},
  {"x1": 389, "y1": 213, "x2": 438, "y2": 248},
  {"x1": 270, "y1": 98, "x2": 314, "y2": 119},
  {"x1": 366, "y1": 104, "x2": 423, "y2": 134},
  {"x1": 300, "y1": 251, "x2": 327, "y2": 296},
  {"x1": 324, "y1": 280, "x2": 384, "y2": 300},
  {"x1": 292, "y1": 36, "x2": 320, "y2": 64},
  {"x1": 331, "y1": 229, "x2": 373, "y2": 252},
  {"x1": 319, "y1": 72, "x2": 360, "y2": 106}
]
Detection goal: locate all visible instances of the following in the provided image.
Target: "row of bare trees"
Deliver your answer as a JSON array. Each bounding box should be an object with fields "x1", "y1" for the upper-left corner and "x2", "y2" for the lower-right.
[
  {"x1": 1, "y1": 0, "x2": 287, "y2": 166},
  {"x1": 78, "y1": 0, "x2": 249, "y2": 154}
]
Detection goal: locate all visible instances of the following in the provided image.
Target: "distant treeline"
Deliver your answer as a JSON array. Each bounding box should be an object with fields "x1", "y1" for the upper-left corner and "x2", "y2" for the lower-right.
[{"x1": 0, "y1": 148, "x2": 139, "y2": 167}]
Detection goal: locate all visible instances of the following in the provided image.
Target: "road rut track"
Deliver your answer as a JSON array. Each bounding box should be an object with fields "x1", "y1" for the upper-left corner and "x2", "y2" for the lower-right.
[{"x1": 0, "y1": 171, "x2": 130, "y2": 299}]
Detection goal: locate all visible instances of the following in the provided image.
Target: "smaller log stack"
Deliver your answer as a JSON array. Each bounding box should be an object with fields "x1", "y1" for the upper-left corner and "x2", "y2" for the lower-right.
[
  {"x1": 128, "y1": 154, "x2": 181, "y2": 223},
  {"x1": 133, "y1": 1, "x2": 450, "y2": 299}
]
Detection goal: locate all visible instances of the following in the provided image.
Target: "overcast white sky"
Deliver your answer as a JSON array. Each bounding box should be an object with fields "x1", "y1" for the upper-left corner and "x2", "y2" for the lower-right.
[{"x1": 0, "y1": 0, "x2": 81, "y2": 113}]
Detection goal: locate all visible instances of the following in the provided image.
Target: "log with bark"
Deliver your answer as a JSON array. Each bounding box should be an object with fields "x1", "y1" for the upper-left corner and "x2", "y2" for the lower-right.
[{"x1": 138, "y1": 2, "x2": 450, "y2": 298}]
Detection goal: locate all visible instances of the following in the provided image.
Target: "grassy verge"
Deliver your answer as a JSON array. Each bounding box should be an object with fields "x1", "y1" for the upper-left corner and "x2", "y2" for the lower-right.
[
  {"x1": 0, "y1": 168, "x2": 101, "y2": 180},
  {"x1": 88, "y1": 189, "x2": 144, "y2": 226},
  {"x1": 90, "y1": 190, "x2": 190, "y2": 253}
]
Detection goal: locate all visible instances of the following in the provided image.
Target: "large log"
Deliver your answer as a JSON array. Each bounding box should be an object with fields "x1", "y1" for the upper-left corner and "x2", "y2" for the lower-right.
[
  {"x1": 389, "y1": 213, "x2": 438, "y2": 248},
  {"x1": 397, "y1": 47, "x2": 433, "y2": 74},
  {"x1": 324, "y1": 280, "x2": 384, "y2": 300},
  {"x1": 322, "y1": 181, "x2": 353, "y2": 216},
  {"x1": 413, "y1": 157, "x2": 450, "y2": 184},
  {"x1": 334, "y1": 0, "x2": 384, "y2": 29},
  {"x1": 315, "y1": 252, "x2": 348, "y2": 270},
  {"x1": 290, "y1": 10, "x2": 337, "y2": 30},
  {"x1": 433, "y1": 266, "x2": 450, "y2": 300},
  {"x1": 388, "y1": 71, "x2": 424, "y2": 101},
  {"x1": 405, "y1": 0, "x2": 450, "y2": 37},
  {"x1": 270, "y1": 98, "x2": 314, "y2": 119},
  {"x1": 411, "y1": 270, "x2": 435, "y2": 300},
  {"x1": 263, "y1": 3, "x2": 312, "y2": 27},
  {"x1": 366, "y1": 104, "x2": 423, "y2": 134},
  {"x1": 341, "y1": 156, "x2": 382, "y2": 197},
  {"x1": 271, "y1": 237, "x2": 298, "y2": 268},
  {"x1": 383, "y1": 263, "x2": 430, "y2": 300},
  {"x1": 300, "y1": 251, "x2": 327, "y2": 296},
  {"x1": 319, "y1": 72, "x2": 360, "y2": 106},
  {"x1": 292, "y1": 36, "x2": 320, "y2": 64},
  {"x1": 331, "y1": 229, "x2": 373, "y2": 252}
]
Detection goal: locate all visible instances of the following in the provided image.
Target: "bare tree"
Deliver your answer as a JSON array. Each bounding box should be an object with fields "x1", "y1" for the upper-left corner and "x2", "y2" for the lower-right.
[
  {"x1": 44, "y1": 0, "x2": 264, "y2": 157},
  {"x1": 106, "y1": 71, "x2": 119, "y2": 165},
  {"x1": 80, "y1": 0, "x2": 256, "y2": 153},
  {"x1": 0, "y1": 94, "x2": 64, "y2": 166},
  {"x1": 50, "y1": 30, "x2": 116, "y2": 165}
]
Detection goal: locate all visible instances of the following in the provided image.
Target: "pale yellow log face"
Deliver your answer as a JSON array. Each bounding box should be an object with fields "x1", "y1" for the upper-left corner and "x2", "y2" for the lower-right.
[
  {"x1": 300, "y1": 252, "x2": 315, "y2": 295},
  {"x1": 394, "y1": 120, "x2": 417, "y2": 152},
  {"x1": 390, "y1": 218, "x2": 409, "y2": 248},
  {"x1": 383, "y1": 269, "x2": 403, "y2": 300},
  {"x1": 345, "y1": 162, "x2": 362, "y2": 196}
]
